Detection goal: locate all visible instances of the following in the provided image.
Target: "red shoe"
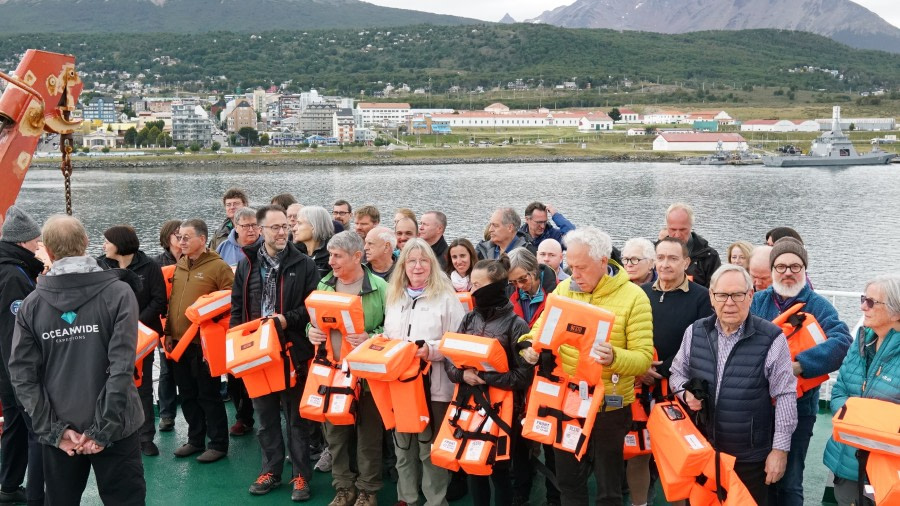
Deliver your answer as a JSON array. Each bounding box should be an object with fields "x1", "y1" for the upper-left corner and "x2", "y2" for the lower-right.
[{"x1": 229, "y1": 420, "x2": 253, "y2": 436}]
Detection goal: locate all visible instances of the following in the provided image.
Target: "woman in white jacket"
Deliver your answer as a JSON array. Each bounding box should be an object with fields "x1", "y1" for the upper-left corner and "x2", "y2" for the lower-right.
[{"x1": 383, "y1": 238, "x2": 465, "y2": 506}]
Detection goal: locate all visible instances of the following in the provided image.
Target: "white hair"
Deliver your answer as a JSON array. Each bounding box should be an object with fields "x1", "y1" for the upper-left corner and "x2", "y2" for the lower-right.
[
  {"x1": 564, "y1": 227, "x2": 612, "y2": 262},
  {"x1": 866, "y1": 274, "x2": 900, "y2": 317},
  {"x1": 371, "y1": 226, "x2": 397, "y2": 250},
  {"x1": 666, "y1": 202, "x2": 695, "y2": 226},
  {"x1": 709, "y1": 264, "x2": 752, "y2": 293},
  {"x1": 623, "y1": 237, "x2": 655, "y2": 260}
]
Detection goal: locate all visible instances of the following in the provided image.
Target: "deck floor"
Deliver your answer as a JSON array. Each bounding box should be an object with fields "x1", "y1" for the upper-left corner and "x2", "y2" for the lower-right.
[{"x1": 72, "y1": 406, "x2": 837, "y2": 505}]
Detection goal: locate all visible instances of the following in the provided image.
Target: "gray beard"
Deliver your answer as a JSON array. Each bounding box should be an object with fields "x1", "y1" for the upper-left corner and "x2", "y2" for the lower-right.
[{"x1": 773, "y1": 275, "x2": 807, "y2": 298}]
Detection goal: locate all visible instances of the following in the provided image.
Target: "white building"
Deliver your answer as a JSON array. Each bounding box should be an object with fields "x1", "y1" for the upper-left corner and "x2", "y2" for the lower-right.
[
  {"x1": 172, "y1": 101, "x2": 214, "y2": 147},
  {"x1": 741, "y1": 119, "x2": 819, "y2": 132},
  {"x1": 617, "y1": 108, "x2": 642, "y2": 124},
  {"x1": 577, "y1": 112, "x2": 614, "y2": 132},
  {"x1": 683, "y1": 110, "x2": 735, "y2": 125},
  {"x1": 814, "y1": 117, "x2": 895, "y2": 131},
  {"x1": 355, "y1": 102, "x2": 411, "y2": 127},
  {"x1": 652, "y1": 133, "x2": 748, "y2": 151},
  {"x1": 643, "y1": 110, "x2": 689, "y2": 124}
]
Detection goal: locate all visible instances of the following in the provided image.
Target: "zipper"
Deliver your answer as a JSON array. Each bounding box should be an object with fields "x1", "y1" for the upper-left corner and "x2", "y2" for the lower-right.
[{"x1": 406, "y1": 297, "x2": 419, "y2": 338}]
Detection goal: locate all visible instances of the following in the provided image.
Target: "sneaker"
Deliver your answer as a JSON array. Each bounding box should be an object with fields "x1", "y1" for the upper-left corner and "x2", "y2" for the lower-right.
[
  {"x1": 290, "y1": 476, "x2": 311, "y2": 502},
  {"x1": 327, "y1": 487, "x2": 357, "y2": 506},
  {"x1": 196, "y1": 448, "x2": 227, "y2": 463},
  {"x1": 140, "y1": 441, "x2": 160, "y2": 456},
  {"x1": 314, "y1": 447, "x2": 333, "y2": 472},
  {"x1": 249, "y1": 472, "x2": 281, "y2": 495},
  {"x1": 173, "y1": 443, "x2": 204, "y2": 457},
  {"x1": 158, "y1": 417, "x2": 175, "y2": 432},
  {"x1": 229, "y1": 420, "x2": 253, "y2": 436},
  {"x1": 354, "y1": 490, "x2": 376, "y2": 506},
  {"x1": 309, "y1": 442, "x2": 324, "y2": 461},
  {"x1": 0, "y1": 487, "x2": 25, "y2": 503}
]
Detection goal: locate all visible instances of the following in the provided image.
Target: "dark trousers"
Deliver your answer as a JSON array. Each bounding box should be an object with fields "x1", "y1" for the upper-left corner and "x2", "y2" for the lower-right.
[
  {"x1": 512, "y1": 440, "x2": 560, "y2": 504},
  {"x1": 252, "y1": 379, "x2": 311, "y2": 480},
  {"x1": 554, "y1": 405, "x2": 632, "y2": 506},
  {"x1": 735, "y1": 459, "x2": 769, "y2": 506},
  {"x1": 470, "y1": 460, "x2": 512, "y2": 506},
  {"x1": 157, "y1": 351, "x2": 177, "y2": 419},
  {"x1": 0, "y1": 402, "x2": 44, "y2": 503},
  {"x1": 42, "y1": 432, "x2": 145, "y2": 506},
  {"x1": 770, "y1": 413, "x2": 816, "y2": 506},
  {"x1": 172, "y1": 344, "x2": 228, "y2": 451},
  {"x1": 228, "y1": 374, "x2": 254, "y2": 425},
  {"x1": 137, "y1": 353, "x2": 156, "y2": 443}
]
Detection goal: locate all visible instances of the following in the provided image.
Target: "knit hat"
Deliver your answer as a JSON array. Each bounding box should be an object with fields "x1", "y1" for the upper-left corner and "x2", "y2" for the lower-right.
[
  {"x1": 770, "y1": 237, "x2": 807, "y2": 269},
  {"x1": 1, "y1": 206, "x2": 41, "y2": 244}
]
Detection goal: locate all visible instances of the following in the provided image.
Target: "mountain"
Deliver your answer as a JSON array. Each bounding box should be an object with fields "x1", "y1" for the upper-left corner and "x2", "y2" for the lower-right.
[
  {"x1": 528, "y1": 0, "x2": 900, "y2": 53},
  {"x1": 0, "y1": 0, "x2": 478, "y2": 33},
  {"x1": 499, "y1": 13, "x2": 516, "y2": 24}
]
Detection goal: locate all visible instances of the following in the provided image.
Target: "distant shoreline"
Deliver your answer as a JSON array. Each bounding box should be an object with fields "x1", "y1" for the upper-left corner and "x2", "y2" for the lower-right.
[{"x1": 30, "y1": 152, "x2": 681, "y2": 169}]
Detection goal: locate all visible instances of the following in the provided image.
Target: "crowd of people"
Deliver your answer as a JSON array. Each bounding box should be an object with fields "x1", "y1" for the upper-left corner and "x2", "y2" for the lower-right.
[{"x1": 0, "y1": 189, "x2": 897, "y2": 506}]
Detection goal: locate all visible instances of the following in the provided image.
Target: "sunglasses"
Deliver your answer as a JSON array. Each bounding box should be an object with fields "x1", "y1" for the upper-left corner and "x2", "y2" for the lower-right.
[{"x1": 860, "y1": 295, "x2": 886, "y2": 309}]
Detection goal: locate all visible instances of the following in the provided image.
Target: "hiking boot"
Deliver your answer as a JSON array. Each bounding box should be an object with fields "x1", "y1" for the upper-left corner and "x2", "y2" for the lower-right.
[
  {"x1": 314, "y1": 447, "x2": 332, "y2": 472},
  {"x1": 196, "y1": 448, "x2": 227, "y2": 463},
  {"x1": 0, "y1": 487, "x2": 25, "y2": 503},
  {"x1": 327, "y1": 487, "x2": 357, "y2": 506},
  {"x1": 158, "y1": 417, "x2": 175, "y2": 432},
  {"x1": 290, "y1": 476, "x2": 311, "y2": 502},
  {"x1": 354, "y1": 490, "x2": 376, "y2": 506},
  {"x1": 140, "y1": 441, "x2": 160, "y2": 456},
  {"x1": 249, "y1": 472, "x2": 281, "y2": 495},
  {"x1": 229, "y1": 420, "x2": 253, "y2": 436},
  {"x1": 173, "y1": 443, "x2": 203, "y2": 457}
]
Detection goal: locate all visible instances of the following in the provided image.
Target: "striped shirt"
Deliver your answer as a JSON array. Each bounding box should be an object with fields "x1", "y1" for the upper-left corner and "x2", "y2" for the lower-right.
[{"x1": 670, "y1": 319, "x2": 798, "y2": 452}]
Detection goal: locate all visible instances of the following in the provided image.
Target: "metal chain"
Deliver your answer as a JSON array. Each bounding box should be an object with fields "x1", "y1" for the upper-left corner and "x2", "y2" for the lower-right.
[{"x1": 60, "y1": 133, "x2": 74, "y2": 215}]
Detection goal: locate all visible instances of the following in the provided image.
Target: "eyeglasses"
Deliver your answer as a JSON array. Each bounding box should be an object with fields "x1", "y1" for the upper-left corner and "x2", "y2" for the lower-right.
[
  {"x1": 236, "y1": 223, "x2": 258, "y2": 231},
  {"x1": 622, "y1": 257, "x2": 646, "y2": 265},
  {"x1": 332, "y1": 210, "x2": 350, "y2": 216},
  {"x1": 712, "y1": 291, "x2": 749, "y2": 303},
  {"x1": 860, "y1": 295, "x2": 886, "y2": 309},
  {"x1": 261, "y1": 224, "x2": 291, "y2": 233},
  {"x1": 178, "y1": 235, "x2": 196, "y2": 243},
  {"x1": 224, "y1": 202, "x2": 243, "y2": 208},
  {"x1": 405, "y1": 258, "x2": 431, "y2": 267},
  {"x1": 527, "y1": 217, "x2": 548, "y2": 226},
  {"x1": 509, "y1": 274, "x2": 531, "y2": 287},
  {"x1": 773, "y1": 263, "x2": 804, "y2": 274}
]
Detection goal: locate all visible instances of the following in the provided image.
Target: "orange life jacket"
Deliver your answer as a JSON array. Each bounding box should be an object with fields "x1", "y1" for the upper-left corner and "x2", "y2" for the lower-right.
[
  {"x1": 439, "y1": 332, "x2": 509, "y2": 373},
  {"x1": 169, "y1": 290, "x2": 232, "y2": 362},
  {"x1": 867, "y1": 453, "x2": 900, "y2": 505},
  {"x1": 345, "y1": 335, "x2": 431, "y2": 433},
  {"x1": 457, "y1": 292, "x2": 473, "y2": 313},
  {"x1": 832, "y1": 397, "x2": 900, "y2": 456},
  {"x1": 305, "y1": 290, "x2": 365, "y2": 352},
  {"x1": 520, "y1": 349, "x2": 604, "y2": 460},
  {"x1": 431, "y1": 384, "x2": 514, "y2": 476},
  {"x1": 161, "y1": 264, "x2": 175, "y2": 299},
  {"x1": 686, "y1": 452, "x2": 756, "y2": 506},
  {"x1": 772, "y1": 302, "x2": 830, "y2": 397},
  {"x1": 225, "y1": 318, "x2": 296, "y2": 398},
  {"x1": 199, "y1": 318, "x2": 230, "y2": 377},
  {"x1": 530, "y1": 294, "x2": 615, "y2": 386},
  {"x1": 299, "y1": 344, "x2": 359, "y2": 425},
  {"x1": 624, "y1": 350, "x2": 669, "y2": 460},
  {"x1": 134, "y1": 322, "x2": 159, "y2": 387},
  {"x1": 647, "y1": 401, "x2": 714, "y2": 477}
]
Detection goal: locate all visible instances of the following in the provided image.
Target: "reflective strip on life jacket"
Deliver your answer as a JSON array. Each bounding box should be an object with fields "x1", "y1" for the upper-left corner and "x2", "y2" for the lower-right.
[
  {"x1": 344, "y1": 334, "x2": 418, "y2": 381},
  {"x1": 867, "y1": 452, "x2": 900, "y2": 506},
  {"x1": 647, "y1": 401, "x2": 714, "y2": 477},
  {"x1": 305, "y1": 290, "x2": 365, "y2": 340},
  {"x1": 224, "y1": 318, "x2": 295, "y2": 398},
  {"x1": 833, "y1": 397, "x2": 900, "y2": 456},
  {"x1": 136, "y1": 322, "x2": 158, "y2": 364},
  {"x1": 185, "y1": 290, "x2": 232, "y2": 324},
  {"x1": 439, "y1": 332, "x2": 509, "y2": 373},
  {"x1": 773, "y1": 302, "x2": 830, "y2": 397},
  {"x1": 431, "y1": 384, "x2": 513, "y2": 475}
]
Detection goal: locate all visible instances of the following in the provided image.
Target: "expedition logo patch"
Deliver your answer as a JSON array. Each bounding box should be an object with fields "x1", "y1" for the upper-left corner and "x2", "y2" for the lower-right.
[
  {"x1": 9, "y1": 300, "x2": 22, "y2": 315},
  {"x1": 60, "y1": 311, "x2": 77, "y2": 324}
]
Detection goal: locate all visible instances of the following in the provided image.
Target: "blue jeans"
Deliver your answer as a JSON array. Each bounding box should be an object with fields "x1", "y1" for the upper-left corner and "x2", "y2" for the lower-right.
[
  {"x1": 157, "y1": 351, "x2": 177, "y2": 419},
  {"x1": 770, "y1": 388, "x2": 818, "y2": 506}
]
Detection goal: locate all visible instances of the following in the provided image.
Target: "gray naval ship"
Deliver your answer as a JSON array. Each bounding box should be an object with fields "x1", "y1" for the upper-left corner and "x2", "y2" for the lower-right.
[{"x1": 763, "y1": 106, "x2": 896, "y2": 167}]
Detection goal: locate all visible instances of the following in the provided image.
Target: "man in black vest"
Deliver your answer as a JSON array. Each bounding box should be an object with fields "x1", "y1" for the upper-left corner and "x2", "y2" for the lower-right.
[
  {"x1": 670, "y1": 264, "x2": 797, "y2": 505},
  {"x1": 231, "y1": 205, "x2": 321, "y2": 501}
]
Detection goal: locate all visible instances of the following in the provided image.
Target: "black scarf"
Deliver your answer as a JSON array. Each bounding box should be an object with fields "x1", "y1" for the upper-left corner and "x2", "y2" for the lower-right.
[{"x1": 472, "y1": 280, "x2": 509, "y2": 315}]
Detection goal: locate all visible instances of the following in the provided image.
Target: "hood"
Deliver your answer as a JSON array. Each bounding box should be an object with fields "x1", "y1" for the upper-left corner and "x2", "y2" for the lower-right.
[
  {"x1": 0, "y1": 241, "x2": 44, "y2": 277},
  {"x1": 34, "y1": 268, "x2": 131, "y2": 313},
  {"x1": 689, "y1": 231, "x2": 713, "y2": 256},
  {"x1": 97, "y1": 249, "x2": 153, "y2": 271}
]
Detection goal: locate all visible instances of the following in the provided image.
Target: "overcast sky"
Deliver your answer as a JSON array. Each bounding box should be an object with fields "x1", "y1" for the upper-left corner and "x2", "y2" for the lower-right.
[{"x1": 363, "y1": 0, "x2": 900, "y2": 28}]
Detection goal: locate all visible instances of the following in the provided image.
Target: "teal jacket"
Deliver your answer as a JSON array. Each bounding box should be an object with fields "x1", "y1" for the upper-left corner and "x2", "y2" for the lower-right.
[{"x1": 823, "y1": 327, "x2": 900, "y2": 480}]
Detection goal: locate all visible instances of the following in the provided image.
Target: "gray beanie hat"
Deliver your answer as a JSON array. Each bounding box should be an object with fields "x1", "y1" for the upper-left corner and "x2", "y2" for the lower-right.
[
  {"x1": 1, "y1": 206, "x2": 42, "y2": 244},
  {"x1": 770, "y1": 237, "x2": 808, "y2": 269}
]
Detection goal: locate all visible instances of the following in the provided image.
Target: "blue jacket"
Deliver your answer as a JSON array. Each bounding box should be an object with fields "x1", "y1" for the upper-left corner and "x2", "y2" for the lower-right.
[
  {"x1": 517, "y1": 211, "x2": 576, "y2": 249},
  {"x1": 216, "y1": 228, "x2": 262, "y2": 266},
  {"x1": 750, "y1": 284, "x2": 852, "y2": 381},
  {"x1": 823, "y1": 327, "x2": 900, "y2": 480}
]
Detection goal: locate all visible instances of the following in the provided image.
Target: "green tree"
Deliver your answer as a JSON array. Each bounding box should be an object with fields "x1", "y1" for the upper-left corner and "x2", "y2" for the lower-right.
[
  {"x1": 101, "y1": 146, "x2": 110, "y2": 153},
  {"x1": 211, "y1": 141, "x2": 221, "y2": 152},
  {"x1": 124, "y1": 127, "x2": 138, "y2": 146},
  {"x1": 189, "y1": 142, "x2": 201, "y2": 152},
  {"x1": 260, "y1": 133, "x2": 269, "y2": 146},
  {"x1": 238, "y1": 127, "x2": 259, "y2": 146},
  {"x1": 608, "y1": 107, "x2": 621, "y2": 122},
  {"x1": 81, "y1": 146, "x2": 90, "y2": 153},
  {"x1": 147, "y1": 126, "x2": 162, "y2": 146},
  {"x1": 176, "y1": 144, "x2": 186, "y2": 152},
  {"x1": 106, "y1": 124, "x2": 113, "y2": 132}
]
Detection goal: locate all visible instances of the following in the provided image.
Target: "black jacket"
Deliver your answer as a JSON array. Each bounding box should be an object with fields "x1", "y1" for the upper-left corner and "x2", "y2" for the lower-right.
[
  {"x1": 444, "y1": 301, "x2": 532, "y2": 395},
  {"x1": 11, "y1": 265, "x2": 143, "y2": 447},
  {"x1": 296, "y1": 241, "x2": 331, "y2": 279},
  {"x1": 0, "y1": 242, "x2": 44, "y2": 405},
  {"x1": 431, "y1": 235, "x2": 449, "y2": 271},
  {"x1": 231, "y1": 242, "x2": 321, "y2": 366},
  {"x1": 98, "y1": 250, "x2": 166, "y2": 335},
  {"x1": 685, "y1": 232, "x2": 721, "y2": 288},
  {"x1": 153, "y1": 249, "x2": 178, "y2": 268}
]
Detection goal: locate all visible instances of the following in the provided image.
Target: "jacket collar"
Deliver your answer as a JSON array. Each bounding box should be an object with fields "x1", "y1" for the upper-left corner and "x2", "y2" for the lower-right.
[{"x1": 322, "y1": 265, "x2": 378, "y2": 295}]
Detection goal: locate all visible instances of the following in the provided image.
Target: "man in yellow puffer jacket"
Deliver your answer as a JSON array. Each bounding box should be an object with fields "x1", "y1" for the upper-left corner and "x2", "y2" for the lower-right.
[{"x1": 520, "y1": 227, "x2": 653, "y2": 506}]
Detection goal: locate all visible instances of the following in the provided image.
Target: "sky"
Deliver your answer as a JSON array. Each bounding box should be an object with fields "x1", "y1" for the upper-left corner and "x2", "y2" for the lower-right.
[{"x1": 363, "y1": 0, "x2": 900, "y2": 28}]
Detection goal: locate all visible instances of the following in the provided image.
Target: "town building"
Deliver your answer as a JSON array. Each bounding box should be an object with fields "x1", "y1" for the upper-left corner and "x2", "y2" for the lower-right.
[
  {"x1": 332, "y1": 108, "x2": 356, "y2": 144},
  {"x1": 652, "y1": 132, "x2": 748, "y2": 151},
  {"x1": 617, "y1": 108, "x2": 642, "y2": 123},
  {"x1": 226, "y1": 100, "x2": 257, "y2": 133},
  {"x1": 355, "y1": 102, "x2": 411, "y2": 127},
  {"x1": 577, "y1": 112, "x2": 614, "y2": 132},
  {"x1": 82, "y1": 97, "x2": 117, "y2": 124},
  {"x1": 740, "y1": 119, "x2": 820, "y2": 132},
  {"x1": 814, "y1": 117, "x2": 895, "y2": 131},
  {"x1": 298, "y1": 104, "x2": 338, "y2": 136},
  {"x1": 172, "y1": 101, "x2": 214, "y2": 147}
]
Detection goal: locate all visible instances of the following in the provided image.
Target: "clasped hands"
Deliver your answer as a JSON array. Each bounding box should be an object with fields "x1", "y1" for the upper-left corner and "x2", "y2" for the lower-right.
[{"x1": 59, "y1": 428, "x2": 104, "y2": 456}]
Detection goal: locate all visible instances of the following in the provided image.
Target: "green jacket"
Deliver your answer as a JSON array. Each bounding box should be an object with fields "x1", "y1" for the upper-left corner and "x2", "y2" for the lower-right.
[
  {"x1": 311, "y1": 266, "x2": 387, "y2": 340},
  {"x1": 520, "y1": 261, "x2": 654, "y2": 409}
]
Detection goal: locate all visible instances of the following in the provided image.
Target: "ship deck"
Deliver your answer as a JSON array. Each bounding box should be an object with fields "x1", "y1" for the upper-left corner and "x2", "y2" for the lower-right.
[{"x1": 73, "y1": 403, "x2": 840, "y2": 505}]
